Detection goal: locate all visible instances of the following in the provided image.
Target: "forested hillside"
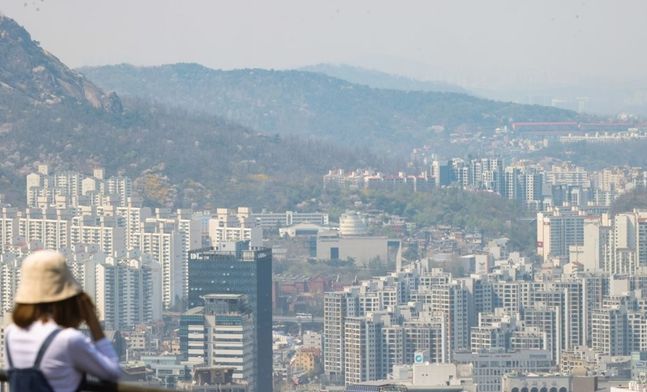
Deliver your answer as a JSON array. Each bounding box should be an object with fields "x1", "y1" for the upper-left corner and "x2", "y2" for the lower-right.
[
  {"x1": 0, "y1": 15, "x2": 368, "y2": 208},
  {"x1": 81, "y1": 63, "x2": 582, "y2": 153}
]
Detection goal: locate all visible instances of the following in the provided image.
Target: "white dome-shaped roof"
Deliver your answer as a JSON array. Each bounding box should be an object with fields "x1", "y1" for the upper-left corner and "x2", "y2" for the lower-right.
[{"x1": 339, "y1": 212, "x2": 367, "y2": 236}]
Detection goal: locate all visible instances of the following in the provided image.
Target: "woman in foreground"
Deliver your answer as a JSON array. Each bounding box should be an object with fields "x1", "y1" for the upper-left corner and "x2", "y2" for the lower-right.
[{"x1": 4, "y1": 250, "x2": 122, "y2": 392}]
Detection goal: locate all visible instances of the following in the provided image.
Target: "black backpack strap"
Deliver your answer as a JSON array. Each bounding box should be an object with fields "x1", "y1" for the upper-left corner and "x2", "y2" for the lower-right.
[
  {"x1": 75, "y1": 372, "x2": 87, "y2": 392},
  {"x1": 4, "y1": 330, "x2": 14, "y2": 369},
  {"x1": 33, "y1": 329, "x2": 62, "y2": 369}
]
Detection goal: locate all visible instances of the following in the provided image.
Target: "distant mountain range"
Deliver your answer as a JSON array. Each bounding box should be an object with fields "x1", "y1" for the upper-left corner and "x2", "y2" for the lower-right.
[
  {"x1": 0, "y1": 15, "x2": 366, "y2": 208},
  {"x1": 79, "y1": 63, "x2": 581, "y2": 153},
  {"x1": 300, "y1": 63, "x2": 469, "y2": 94},
  {"x1": 0, "y1": 13, "x2": 586, "y2": 209}
]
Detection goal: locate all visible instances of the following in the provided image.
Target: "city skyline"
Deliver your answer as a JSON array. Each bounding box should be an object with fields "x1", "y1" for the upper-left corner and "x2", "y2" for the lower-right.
[{"x1": 3, "y1": 4, "x2": 647, "y2": 390}]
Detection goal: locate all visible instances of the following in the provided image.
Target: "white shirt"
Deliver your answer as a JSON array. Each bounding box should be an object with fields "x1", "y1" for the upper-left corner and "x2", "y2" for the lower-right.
[{"x1": 4, "y1": 320, "x2": 121, "y2": 392}]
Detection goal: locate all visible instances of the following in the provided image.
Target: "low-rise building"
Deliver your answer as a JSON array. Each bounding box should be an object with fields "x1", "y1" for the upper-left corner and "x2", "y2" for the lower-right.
[
  {"x1": 454, "y1": 350, "x2": 553, "y2": 392},
  {"x1": 501, "y1": 373, "x2": 597, "y2": 392}
]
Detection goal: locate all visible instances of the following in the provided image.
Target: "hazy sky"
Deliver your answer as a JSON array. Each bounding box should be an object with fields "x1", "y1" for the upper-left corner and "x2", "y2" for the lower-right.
[{"x1": 2, "y1": 0, "x2": 647, "y2": 90}]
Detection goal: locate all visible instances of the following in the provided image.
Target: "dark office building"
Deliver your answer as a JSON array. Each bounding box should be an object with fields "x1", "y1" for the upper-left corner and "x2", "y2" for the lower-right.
[{"x1": 188, "y1": 241, "x2": 273, "y2": 392}]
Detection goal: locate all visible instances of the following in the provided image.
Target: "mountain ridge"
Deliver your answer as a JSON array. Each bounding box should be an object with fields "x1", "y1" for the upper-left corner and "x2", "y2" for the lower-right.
[
  {"x1": 80, "y1": 63, "x2": 582, "y2": 153},
  {"x1": 0, "y1": 15, "x2": 368, "y2": 209},
  {"x1": 300, "y1": 63, "x2": 469, "y2": 94}
]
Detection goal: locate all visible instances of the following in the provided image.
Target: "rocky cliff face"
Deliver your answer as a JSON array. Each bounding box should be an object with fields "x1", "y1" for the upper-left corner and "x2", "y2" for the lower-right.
[{"x1": 0, "y1": 14, "x2": 121, "y2": 113}]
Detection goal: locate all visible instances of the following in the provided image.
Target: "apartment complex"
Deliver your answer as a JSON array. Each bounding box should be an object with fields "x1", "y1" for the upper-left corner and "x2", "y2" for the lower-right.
[{"x1": 323, "y1": 252, "x2": 647, "y2": 391}]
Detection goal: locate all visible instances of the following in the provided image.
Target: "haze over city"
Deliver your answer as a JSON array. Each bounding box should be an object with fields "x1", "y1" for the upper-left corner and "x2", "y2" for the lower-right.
[{"x1": 3, "y1": 0, "x2": 647, "y2": 93}]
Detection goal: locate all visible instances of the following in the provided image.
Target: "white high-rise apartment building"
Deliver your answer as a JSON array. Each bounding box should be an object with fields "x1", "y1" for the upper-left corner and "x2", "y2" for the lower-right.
[
  {"x1": 175, "y1": 209, "x2": 202, "y2": 298},
  {"x1": 81, "y1": 168, "x2": 106, "y2": 196},
  {"x1": 547, "y1": 164, "x2": 590, "y2": 187},
  {"x1": 581, "y1": 216, "x2": 611, "y2": 272},
  {"x1": 581, "y1": 210, "x2": 647, "y2": 275},
  {"x1": 402, "y1": 315, "x2": 447, "y2": 364},
  {"x1": 553, "y1": 279, "x2": 585, "y2": 350},
  {"x1": 324, "y1": 290, "x2": 358, "y2": 383},
  {"x1": 344, "y1": 312, "x2": 389, "y2": 385},
  {"x1": 537, "y1": 207, "x2": 586, "y2": 263},
  {"x1": 140, "y1": 220, "x2": 182, "y2": 309},
  {"x1": 147, "y1": 208, "x2": 202, "y2": 300},
  {"x1": 106, "y1": 176, "x2": 133, "y2": 207},
  {"x1": 593, "y1": 168, "x2": 627, "y2": 193},
  {"x1": 26, "y1": 167, "x2": 83, "y2": 208},
  {"x1": 582, "y1": 275, "x2": 608, "y2": 348},
  {"x1": 504, "y1": 167, "x2": 521, "y2": 201},
  {"x1": 612, "y1": 211, "x2": 647, "y2": 273},
  {"x1": 207, "y1": 208, "x2": 262, "y2": 248},
  {"x1": 521, "y1": 171, "x2": 544, "y2": 206},
  {"x1": 429, "y1": 281, "x2": 470, "y2": 359},
  {"x1": 470, "y1": 323, "x2": 511, "y2": 352},
  {"x1": 99, "y1": 199, "x2": 152, "y2": 250},
  {"x1": 26, "y1": 165, "x2": 53, "y2": 207},
  {"x1": 510, "y1": 328, "x2": 546, "y2": 352},
  {"x1": 18, "y1": 208, "x2": 74, "y2": 250},
  {"x1": 64, "y1": 245, "x2": 104, "y2": 296},
  {"x1": 70, "y1": 215, "x2": 126, "y2": 257},
  {"x1": 0, "y1": 253, "x2": 21, "y2": 315},
  {"x1": 94, "y1": 254, "x2": 162, "y2": 330},
  {"x1": 0, "y1": 208, "x2": 18, "y2": 253},
  {"x1": 53, "y1": 171, "x2": 83, "y2": 206},
  {"x1": 380, "y1": 325, "x2": 404, "y2": 378},
  {"x1": 117, "y1": 255, "x2": 162, "y2": 329},
  {"x1": 591, "y1": 306, "x2": 627, "y2": 356},
  {"x1": 95, "y1": 260, "x2": 116, "y2": 329},
  {"x1": 26, "y1": 166, "x2": 133, "y2": 208}
]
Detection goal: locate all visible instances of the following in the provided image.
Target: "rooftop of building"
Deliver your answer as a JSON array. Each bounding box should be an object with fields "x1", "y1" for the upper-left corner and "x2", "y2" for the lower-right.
[
  {"x1": 183, "y1": 306, "x2": 205, "y2": 316},
  {"x1": 203, "y1": 293, "x2": 245, "y2": 300},
  {"x1": 189, "y1": 244, "x2": 271, "y2": 262}
]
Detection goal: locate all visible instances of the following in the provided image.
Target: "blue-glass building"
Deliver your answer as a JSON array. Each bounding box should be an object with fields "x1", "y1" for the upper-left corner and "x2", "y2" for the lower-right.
[{"x1": 188, "y1": 241, "x2": 272, "y2": 392}]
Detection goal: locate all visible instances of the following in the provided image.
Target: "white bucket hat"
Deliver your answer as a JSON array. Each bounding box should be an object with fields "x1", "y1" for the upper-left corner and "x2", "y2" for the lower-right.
[{"x1": 15, "y1": 250, "x2": 82, "y2": 304}]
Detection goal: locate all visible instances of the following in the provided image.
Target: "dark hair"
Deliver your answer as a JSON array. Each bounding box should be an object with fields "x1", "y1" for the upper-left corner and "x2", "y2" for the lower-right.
[{"x1": 12, "y1": 293, "x2": 89, "y2": 329}]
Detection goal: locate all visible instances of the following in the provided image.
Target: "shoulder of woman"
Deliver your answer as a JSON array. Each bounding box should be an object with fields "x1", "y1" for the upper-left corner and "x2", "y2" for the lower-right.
[
  {"x1": 59, "y1": 328, "x2": 92, "y2": 348},
  {"x1": 4, "y1": 324, "x2": 16, "y2": 340},
  {"x1": 5, "y1": 323, "x2": 29, "y2": 336}
]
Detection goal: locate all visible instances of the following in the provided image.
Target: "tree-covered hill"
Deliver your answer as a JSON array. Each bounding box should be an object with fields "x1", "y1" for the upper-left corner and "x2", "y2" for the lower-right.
[
  {"x1": 0, "y1": 15, "x2": 368, "y2": 209},
  {"x1": 80, "y1": 63, "x2": 582, "y2": 154},
  {"x1": 6, "y1": 98, "x2": 372, "y2": 208}
]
